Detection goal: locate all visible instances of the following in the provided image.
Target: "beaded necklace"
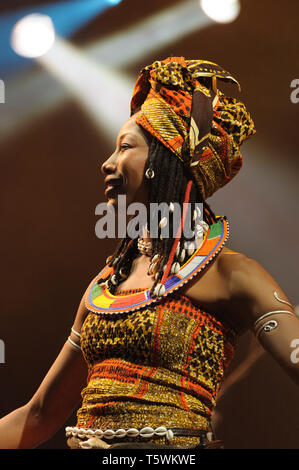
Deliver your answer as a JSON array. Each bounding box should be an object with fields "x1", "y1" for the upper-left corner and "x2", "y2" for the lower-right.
[{"x1": 85, "y1": 217, "x2": 229, "y2": 315}]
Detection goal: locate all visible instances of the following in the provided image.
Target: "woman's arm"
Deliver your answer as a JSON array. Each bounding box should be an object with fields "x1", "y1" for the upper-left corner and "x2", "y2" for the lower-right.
[
  {"x1": 0, "y1": 295, "x2": 89, "y2": 449},
  {"x1": 220, "y1": 253, "x2": 299, "y2": 386}
]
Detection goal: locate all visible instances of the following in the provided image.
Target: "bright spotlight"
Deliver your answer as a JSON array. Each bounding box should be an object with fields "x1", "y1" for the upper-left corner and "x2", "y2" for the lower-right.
[
  {"x1": 11, "y1": 13, "x2": 55, "y2": 58},
  {"x1": 200, "y1": 0, "x2": 241, "y2": 24}
]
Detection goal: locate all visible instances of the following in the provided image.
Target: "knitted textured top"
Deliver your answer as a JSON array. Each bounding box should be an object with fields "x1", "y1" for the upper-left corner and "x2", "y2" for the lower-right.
[{"x1": 76, "y1": 288, "x2": 236, "y2": 447}]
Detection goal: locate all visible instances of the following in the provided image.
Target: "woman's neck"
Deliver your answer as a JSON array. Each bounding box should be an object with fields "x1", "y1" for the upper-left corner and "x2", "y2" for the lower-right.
[{"x1": 141, "y1": 224, "x2": 151, "y2": 241}]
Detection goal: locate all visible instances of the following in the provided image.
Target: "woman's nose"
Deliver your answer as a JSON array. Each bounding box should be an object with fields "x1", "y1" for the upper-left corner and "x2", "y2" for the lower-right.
[{"x1": 101, "y1": 154, "x2": 117, "y2": 175}]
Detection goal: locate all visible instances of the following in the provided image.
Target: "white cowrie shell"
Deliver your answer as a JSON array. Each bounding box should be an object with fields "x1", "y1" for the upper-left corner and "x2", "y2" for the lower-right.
[
  {"x1": 196, "y1": 206, "x2": 202, "y2": 218},
  {"x1": 119, "y1": 268, "x2": 127, "y2": 279},
  {"x1": 154, "y1": 283, "x2": 165, "y2": 296},
  {"x1": 148, "y1": 263, "x2": 155, "y2": 276},
  {"x1": 169, "y1": 202, "x2": 174, "y2": 213},
  {"x1": 171, "y1": 262, "x2": 180, "y2": 274},
  {"x1": 110, "y1": 274, "x2": 117, "y2": 285},
  {"x1": 103, "y1": 429, "x2": 115, "y2": 439},
  {"x1": 200, "y1": 221, "x2": 209, "y2": 232},
  {"x1": 159, "y1": 216, "x2": 168, "y2": 228},
  {"x1": 186, "y1": 242, "x2": 195, "y2": 256},
  {"x1": 126, "y1": 428, "x2": 139, "y2": 437},
  {"x1": 196, "y1": 224, "x2": 204, "y2": 234},
  {"x1": 180, "y1": 249, "x2": 185, "y2": 262},
  {"x1": 154, "y1": 426, "x2": 168, "y2": 436},
  {"x1": 140, "y1": 427, "x2": 155, "y2": 437}
]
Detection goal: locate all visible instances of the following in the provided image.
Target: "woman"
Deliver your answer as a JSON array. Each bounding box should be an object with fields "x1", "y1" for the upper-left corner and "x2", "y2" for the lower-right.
[{"x1": 0, "y1": 57, "x2": 298, "y2": 450}]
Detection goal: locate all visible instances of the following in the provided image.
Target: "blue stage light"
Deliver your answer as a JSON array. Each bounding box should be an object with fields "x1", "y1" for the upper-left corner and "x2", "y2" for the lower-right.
[{"x1": 0, "y1": 0, "x2": 121, "y2": 76}]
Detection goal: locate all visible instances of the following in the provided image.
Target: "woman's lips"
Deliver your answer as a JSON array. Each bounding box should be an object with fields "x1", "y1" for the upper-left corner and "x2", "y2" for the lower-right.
[
  {"x1": 104, "y1": 178, "x2": 124, "y2": 197},
  {"x1": 105, "y1": 185, "x2": 119, "y2": 196}
]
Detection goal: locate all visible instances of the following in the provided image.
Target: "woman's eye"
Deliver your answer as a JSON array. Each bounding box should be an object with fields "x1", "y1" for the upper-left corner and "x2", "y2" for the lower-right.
[{"x1": 120, "y1": 143, "x2": 131, "y2": 150}]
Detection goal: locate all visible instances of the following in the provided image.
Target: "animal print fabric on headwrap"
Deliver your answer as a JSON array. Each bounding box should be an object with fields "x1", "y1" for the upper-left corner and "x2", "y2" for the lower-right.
[{"x1": 130, "y1": 57, "x2": 256, "y2": 199}]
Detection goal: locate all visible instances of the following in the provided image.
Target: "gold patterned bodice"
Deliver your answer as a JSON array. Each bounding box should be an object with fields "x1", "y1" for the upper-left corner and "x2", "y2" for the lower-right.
[{"x1": 76, "y1": 289, "x2": 236, "y2": 446}]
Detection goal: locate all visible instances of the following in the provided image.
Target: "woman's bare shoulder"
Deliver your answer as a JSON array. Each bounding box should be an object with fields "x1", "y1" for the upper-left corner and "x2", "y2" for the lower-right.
[
  {"x1": 217, "y1": 246, "x2": 257, "y2": 274},
  {"x1": 216, "y1": 246, "x2": 294, "y2": 326},
  {"x1": 217, "y1": 246, "x2": 274, "y2": 286}
]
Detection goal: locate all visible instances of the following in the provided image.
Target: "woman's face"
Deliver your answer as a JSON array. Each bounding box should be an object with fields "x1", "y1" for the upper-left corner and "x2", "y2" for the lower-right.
[{"x1": 101, "y1": 113, "x2": 149, "y2": 210}]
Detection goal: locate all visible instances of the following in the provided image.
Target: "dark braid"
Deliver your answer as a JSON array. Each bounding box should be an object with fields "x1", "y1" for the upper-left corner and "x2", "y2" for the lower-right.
[{"x1": 99, "y1": 138, "x2": 217, "y2": 295}]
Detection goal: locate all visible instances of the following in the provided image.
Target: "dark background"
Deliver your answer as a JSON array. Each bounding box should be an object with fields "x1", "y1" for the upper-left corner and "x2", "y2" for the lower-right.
[{"x1": 0, "y1": 0, "x2": 299, "y2": 448}]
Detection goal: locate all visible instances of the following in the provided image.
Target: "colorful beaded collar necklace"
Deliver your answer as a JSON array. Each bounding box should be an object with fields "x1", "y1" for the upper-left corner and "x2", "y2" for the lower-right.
[{"x1": 85, "y1": 216, "x2": 229, "y2": 315}]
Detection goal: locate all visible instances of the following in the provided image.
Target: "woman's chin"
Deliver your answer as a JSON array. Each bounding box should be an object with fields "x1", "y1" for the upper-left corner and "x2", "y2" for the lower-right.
[
  {"x1": 107, "y1": 197, "x2": 117, "y2": 210},
  {"x1": 107, "y1": 195, "x2": 127, "y2": 212}
]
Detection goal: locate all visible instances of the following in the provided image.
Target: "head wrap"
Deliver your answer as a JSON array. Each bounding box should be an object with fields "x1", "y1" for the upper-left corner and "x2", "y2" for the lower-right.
[{"x1": 130, "y1": 57, "x2": 256, "y2": 199}]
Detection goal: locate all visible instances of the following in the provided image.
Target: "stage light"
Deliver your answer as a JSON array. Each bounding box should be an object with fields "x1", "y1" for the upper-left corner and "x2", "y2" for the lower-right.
[
  {"x1": 38, "y1": 38, "x2": 133, "y2": 140},
  {"x1": 89, "y1": 0, "x2": 210, "y2": 67},
  {"x1": 11, "y1": 13, "x2": 55, "y2": 58},
  {"x1": 2, "y1": 0, "x2": 212, "y2": 140},
  {"x1": 200, "y1": 0, "x2": 241, "y2": 24},
  {"x1": 107, "y1": 0, "x2": 122, "y2": 4}
]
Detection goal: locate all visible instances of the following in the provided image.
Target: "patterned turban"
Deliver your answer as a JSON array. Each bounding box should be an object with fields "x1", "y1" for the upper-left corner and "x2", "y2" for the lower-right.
[{"x1": 130, "y1": 57, "x2": 256, "y2": 200}]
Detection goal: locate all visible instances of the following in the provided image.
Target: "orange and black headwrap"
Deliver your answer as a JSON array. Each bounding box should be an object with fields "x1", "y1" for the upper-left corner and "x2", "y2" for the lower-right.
[{"x1": 130, "y1": 56, "x2": 256, "y2": 200}]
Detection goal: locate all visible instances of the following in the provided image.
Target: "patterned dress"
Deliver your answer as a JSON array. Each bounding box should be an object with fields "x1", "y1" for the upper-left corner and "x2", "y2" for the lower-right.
[{"x1": 76, "y1": 288, "x2": 236, "y2": 447}]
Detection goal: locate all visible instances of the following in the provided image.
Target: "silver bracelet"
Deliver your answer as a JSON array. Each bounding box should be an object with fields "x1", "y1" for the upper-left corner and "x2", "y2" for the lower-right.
[
  {"x1": 68, "y1": 336, "x2": 81, "y2": 351},
  {"x1": 71, "y1": 326, "x2": 81, "y2": 338},
  {"x1": 253, "y1": 310, "x2": 294, "y2": 329},
  {"x1": 273, "y1": 291, "x2": 293, "y2": 308},
  {"x1": 255, "y1": 320, "x2": 279, "y2": 339},
  {"x1": 254, "y1": 310, "x2": 294, "y2": 339}
]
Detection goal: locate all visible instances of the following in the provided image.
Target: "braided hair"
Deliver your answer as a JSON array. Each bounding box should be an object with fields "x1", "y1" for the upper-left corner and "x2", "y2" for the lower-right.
[{"x1": 100, "y1": 135, "x2": 217, "y2": 296}]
